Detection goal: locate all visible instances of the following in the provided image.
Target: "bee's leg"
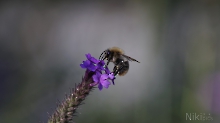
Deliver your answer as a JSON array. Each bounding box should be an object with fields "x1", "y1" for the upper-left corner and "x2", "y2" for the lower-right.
[
  {"x1": 99, "y1": 54, "x2": 103, "y2": 60},
  {"x1": 113, "y1": 65, "x2": 124, "y2": 76},
  {"x1": 99, "y1": 50, "x2": 106, "y2": 60},
  {"x1": 113, "y1": 66, "x2": 117, "y2": 76},
  {"x1": 113, "y1": 66, "x2": 117, "y2": 74},
  {"x1": 107, "y1": 60, "x2": 110, "y2": 66}
]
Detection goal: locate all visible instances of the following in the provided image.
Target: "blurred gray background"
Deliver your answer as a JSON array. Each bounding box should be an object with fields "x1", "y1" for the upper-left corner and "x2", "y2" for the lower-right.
[{"x1": 0, "y1": 0, "x2": 220, "y2": 123}]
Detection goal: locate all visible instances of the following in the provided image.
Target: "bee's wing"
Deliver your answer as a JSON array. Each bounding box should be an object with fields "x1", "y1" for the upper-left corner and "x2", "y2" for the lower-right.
[{"x1": 121, "y1": 54, "x2": 140, "y2": 63}]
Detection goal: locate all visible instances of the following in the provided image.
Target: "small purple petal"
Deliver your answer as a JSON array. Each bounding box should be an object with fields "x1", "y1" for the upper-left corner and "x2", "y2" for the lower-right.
[
  {"x1": 108, "y1": 73, "x2": 115, "y2": 80},
  {"x1": 97, "y1": 60, "x2": 105, "y2": 70},
  {"x1": 92, "y1": 72, "x2": 101, "y2": 82},
  {"x1": 80, "y1": 60, "x2": 90, "y2": 69},
  {"x1": 92, "y1": 74, "x2": 99, "y2": 82},
  {"x1": 85, "y1": 53, "x2": 91, "y2": 59},
  {"x1": 90, "y1": 57, "x2": 100, "y2": 64},
  {"x1": 88, "y1": 64, "x2": 97, "y2": 71},
  {"x1": 100, "y1": 74, "x2": 111, "y2": 88},
  {"x1": 100, "y1": 74, "x2": 109, "y2": 81},
  {"x1": 80, "y1": 64, "x2": 85, "y2": 68},
  {"x1": 101, "y1": 80, "x2": 111, "y2": 88},
  {"x1": 111, "y1": 79, "x2": 115, "y2": 85},
  {"x1": 98, "y1": 83, "x2": 103, "y2": 90},
  {"x1": 99, "y1": 60, "x2": 105, "y2": 66},
  {"x1": 86, "y1": 53, "x2": 99, "y2": 64}
]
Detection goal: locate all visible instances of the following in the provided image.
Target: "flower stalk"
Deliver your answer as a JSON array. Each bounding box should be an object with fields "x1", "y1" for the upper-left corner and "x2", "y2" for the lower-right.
[
  {"x1": 48, "y1": 69, "x2": 95, "y2": 123},
  {"x1": 47, "y1": 53, "x2": 115, "y2": 123}
]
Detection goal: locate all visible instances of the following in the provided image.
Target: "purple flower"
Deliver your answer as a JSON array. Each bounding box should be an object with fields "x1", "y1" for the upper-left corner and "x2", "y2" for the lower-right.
[
  {"x1": 105, "y1": 67, "x2": 116, "y2": 85},
  {"x1": 86, "y1": 53, "x2": 99, "y2": 64},
  {"x1": 80, "y1": 53, "x2": 101, "y2": 71},
  {"x1": 81, "y1": 53, "x2": 116, "y2": 89},
  {"x1": 92, "y1": 72, "x2": 101, "y2": 85},
  {"x1": 97, "y1": 60, "x2": 105, "y2": 71},
  {"x1": 80, "y1": 60, "x2": 97, "y2": 71},
  {"x1": 99, "y1": 74, "x2": 111, "y2": 90},
  {"x1": 92, "y1": 72, "x2": 111, "y2": 90},
  {"x1": 108, "y1": 73, "x2": 115, "y2": 79}
]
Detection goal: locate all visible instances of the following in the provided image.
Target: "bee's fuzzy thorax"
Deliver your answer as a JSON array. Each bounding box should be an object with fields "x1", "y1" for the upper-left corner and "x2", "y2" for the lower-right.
[{"x1": 109, "y1": 47, "x2": 124, "y2": 54}]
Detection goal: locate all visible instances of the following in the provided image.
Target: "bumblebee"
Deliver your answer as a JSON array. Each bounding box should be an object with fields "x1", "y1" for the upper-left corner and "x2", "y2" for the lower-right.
[{"x1": 99, "y1": 47, "x2": 140, "y2": 76}]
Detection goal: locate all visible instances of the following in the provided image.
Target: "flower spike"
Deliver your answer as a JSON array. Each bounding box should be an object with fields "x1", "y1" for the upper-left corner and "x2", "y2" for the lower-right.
[{"x1": 48, "y1": 53, "x2": 116, "y2": 123}]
